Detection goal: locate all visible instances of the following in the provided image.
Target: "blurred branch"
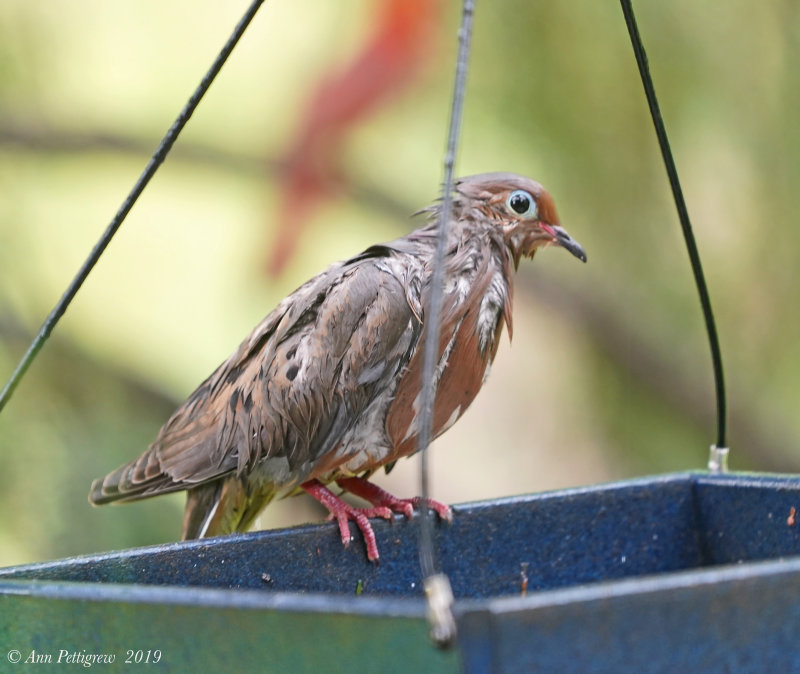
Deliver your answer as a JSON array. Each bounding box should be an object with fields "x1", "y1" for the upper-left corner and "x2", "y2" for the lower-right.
[{"x1": 0, "y1": 121, "x2": 411, "y2": 221}]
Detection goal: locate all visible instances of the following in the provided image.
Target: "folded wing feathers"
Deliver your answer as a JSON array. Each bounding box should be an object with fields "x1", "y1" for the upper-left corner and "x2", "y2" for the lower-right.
[{"x1": 90, "y1": 251, "x2": 419, "y2": 505}]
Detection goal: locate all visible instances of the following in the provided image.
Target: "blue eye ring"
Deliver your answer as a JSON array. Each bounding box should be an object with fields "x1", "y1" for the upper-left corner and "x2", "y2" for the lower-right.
[{"x1": 506, "y1": 190, "x2": 537, "y2": 218}]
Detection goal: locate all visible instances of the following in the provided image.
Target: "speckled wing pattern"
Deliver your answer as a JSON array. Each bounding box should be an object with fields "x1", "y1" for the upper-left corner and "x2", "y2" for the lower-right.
[{"x1": 89, "y1": 244, "x2": 423, "y2": 511}]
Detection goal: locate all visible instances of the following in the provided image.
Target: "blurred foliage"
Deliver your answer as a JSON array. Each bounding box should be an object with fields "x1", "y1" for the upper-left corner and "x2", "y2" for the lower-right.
[{"x1": 1, "y1": 0, "x2": 799, "y2": 567}]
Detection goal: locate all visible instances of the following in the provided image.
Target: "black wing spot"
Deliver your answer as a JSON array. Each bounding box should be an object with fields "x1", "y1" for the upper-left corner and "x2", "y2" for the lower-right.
[
  {"x1": 286, "y1": 365, "x2": 299, "y2": 381},
  {"x1": 345, "y1": 244, "x2": 395, "y2": 265},
  {"x1": 286, "y1": 347, "x2": 297, "y2": 360},
  {"x1": 224, "y1": 364, "x2": 244, "y2": 385}
]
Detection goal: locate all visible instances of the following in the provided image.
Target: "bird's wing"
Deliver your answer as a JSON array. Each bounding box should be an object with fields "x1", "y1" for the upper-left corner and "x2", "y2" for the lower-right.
[{"x1": 90, "y1": 247, "x2": 420, "y2": 503}]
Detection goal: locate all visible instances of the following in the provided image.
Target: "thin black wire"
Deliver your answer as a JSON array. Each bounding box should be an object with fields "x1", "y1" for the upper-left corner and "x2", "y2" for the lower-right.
[
  {"x1": 620, "y1": 0, "x2": 727, "y2": 450},
  {"x1": 0, "y1": 0, "x2": 266, "y2": 414},
  {"x1": 418, "y1": 0, "x2": 475, "y2": 580},
  {"x1": 416, "y1": 0, "x2": 475, "y2": 646}
]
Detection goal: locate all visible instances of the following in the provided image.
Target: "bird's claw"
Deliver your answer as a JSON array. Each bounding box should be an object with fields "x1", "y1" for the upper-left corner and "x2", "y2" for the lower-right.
[
  {"x1": 335, "y1": 507, "x2": 387, "y2": 561},
  {"x1": 336, "y1": 476, "x2": 453, "y2": 523},
  {"x1": 404, "y1": 496, "x2": 453, "y2": 523},
  {"x1": 326, "y1": 504, "x2": 392, "y2": 559},
  {"x1": 303, "y1": 477, "x2": 453, "y2": 562},
  {"x1": 304, "y1": 479, "x2": 391, "y2": 561}
]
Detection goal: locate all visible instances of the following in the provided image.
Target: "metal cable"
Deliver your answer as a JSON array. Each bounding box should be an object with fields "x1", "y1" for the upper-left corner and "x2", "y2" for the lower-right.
[
  {"x1": 620, "y1": 0, "x2": 728, "y2": 456},
  {"x1": 417, "y1": 0, "x2": 476, "y2": 649},
  {"x1": 0, "y1": 0, "x2": 266, "y2": 414}
]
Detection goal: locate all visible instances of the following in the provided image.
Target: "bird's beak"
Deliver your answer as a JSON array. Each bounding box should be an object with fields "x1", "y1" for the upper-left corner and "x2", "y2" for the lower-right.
[{"x1": 542, "y1": 224, "x2": 587, "y2": 263}]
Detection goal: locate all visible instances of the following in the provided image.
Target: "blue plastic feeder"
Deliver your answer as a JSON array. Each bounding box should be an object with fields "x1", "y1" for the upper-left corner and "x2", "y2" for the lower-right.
[{"x1": 2, "y1": 471, "x2": 800, "y2": 672}]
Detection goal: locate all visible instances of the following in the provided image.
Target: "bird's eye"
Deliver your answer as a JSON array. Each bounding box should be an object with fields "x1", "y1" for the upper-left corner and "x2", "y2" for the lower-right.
[{"x1": 506, "y1": 190, "x2": 538, "y2": 218}]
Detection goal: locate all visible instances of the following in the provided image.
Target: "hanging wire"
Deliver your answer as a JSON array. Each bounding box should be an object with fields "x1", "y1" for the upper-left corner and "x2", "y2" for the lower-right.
[
  {"x1": 619, "y1": 0, "x2": 728, "y2": 467},
  {"x1": 417, "y1": 0, "x2": 476, "y2": 649},
  {"x1": 0, "y1": 0, "x2": 266, "y2": 415}
]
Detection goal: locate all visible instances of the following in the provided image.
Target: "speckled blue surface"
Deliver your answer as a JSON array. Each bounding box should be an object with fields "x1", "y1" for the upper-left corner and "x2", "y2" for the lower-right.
[{"x1": 2, "y1": 471, "x2": 800, "y2": 672}]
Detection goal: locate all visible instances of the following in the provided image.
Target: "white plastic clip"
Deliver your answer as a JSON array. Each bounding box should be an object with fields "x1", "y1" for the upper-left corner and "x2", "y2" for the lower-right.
[
  {"x1": 424, "y1": 573, "x2": 456, "y2": 648},
  {"x1": 708, "y1": 445, "x2": 729, "y2": 473}
]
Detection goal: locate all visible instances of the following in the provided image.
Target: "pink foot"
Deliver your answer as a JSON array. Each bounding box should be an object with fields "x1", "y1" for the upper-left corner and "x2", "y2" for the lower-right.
[
  {"x1": 301, "y1": 479, "x2": 392, "y2": 562},
  {"x1": 337, "y1": 476, "x2": 453, "y2": 523}
]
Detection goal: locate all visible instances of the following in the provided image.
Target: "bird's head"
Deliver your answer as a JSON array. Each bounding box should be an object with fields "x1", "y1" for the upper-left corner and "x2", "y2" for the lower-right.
[{"x1": 455, "y1": 172, "x2": 587, "y2": 268}]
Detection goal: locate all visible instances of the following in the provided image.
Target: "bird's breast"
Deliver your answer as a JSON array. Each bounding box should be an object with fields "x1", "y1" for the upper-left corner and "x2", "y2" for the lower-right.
[{"x1": 384, "y1": 258, "x2": 510, "y2": 459}]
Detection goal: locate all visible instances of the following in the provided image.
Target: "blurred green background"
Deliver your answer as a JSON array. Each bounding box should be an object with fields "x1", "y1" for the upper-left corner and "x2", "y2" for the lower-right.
[{"x1": 1, "y1": 0, "x2": 798, "y2": 567}]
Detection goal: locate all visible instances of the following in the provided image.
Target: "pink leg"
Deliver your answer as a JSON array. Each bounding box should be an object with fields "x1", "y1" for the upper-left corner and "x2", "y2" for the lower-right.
[
  {"x1": 301, "y1": 479, "x2": 392, "y2": 562},
  {"x1": 337, "y1": 476, "x2": 453, "y2": 523}
]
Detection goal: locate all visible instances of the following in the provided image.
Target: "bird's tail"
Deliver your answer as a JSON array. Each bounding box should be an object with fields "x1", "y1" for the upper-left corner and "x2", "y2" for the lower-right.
[
  {"x1": 88, "y1": 448, "x2": 184, "y2": 506},
  {"x1": 182, "y1": 477, "x2": 275, "y2": 539}
]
